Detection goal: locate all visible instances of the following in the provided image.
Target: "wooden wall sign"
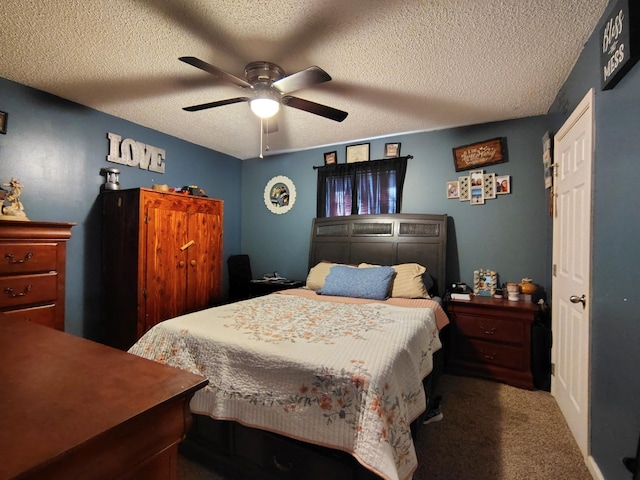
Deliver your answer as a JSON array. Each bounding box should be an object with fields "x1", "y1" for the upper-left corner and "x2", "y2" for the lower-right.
[
  {"x1": 452, "y1": 137, "x2": 507, "y2": 172},
  {"x1": 601, "y1": 0, "x2": 640, "y2": 90},
  {"x1": 106, "y1": 132, "x2": 166, "y2": 173}
]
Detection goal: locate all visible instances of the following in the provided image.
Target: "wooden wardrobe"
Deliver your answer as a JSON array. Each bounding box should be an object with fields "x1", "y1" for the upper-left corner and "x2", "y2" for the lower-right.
[{"x1": 102, "y1": 188, "x2": 223, "y2": 350}]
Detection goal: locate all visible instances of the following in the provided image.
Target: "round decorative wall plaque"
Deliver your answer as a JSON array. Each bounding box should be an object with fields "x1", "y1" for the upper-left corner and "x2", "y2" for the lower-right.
[{"x1": 264, "y1": 175, "x2": 296, "y2": 214}]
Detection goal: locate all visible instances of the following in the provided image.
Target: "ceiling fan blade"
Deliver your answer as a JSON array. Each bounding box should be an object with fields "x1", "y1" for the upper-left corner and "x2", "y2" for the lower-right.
[
  {"x1": 183, "y1": 97, "x2": 250, "y2": 112},
  {"x1": 272, "y1": 66, "x2": 331, "y2": 94},
  {"x1": 281, "y1": 96, "x2": 348, "y2": 122},
  {"x1": 179, "y1": 56, "x2": 252, "y2": 89},
  {"x1": 262, "y1": 118, "x2": 278, "y2": 134}
]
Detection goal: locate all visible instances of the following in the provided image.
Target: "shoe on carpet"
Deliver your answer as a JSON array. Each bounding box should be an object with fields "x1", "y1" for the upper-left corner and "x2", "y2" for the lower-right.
[{"x1": 423, "y1": 395, "x2": 443, "y2": 424}]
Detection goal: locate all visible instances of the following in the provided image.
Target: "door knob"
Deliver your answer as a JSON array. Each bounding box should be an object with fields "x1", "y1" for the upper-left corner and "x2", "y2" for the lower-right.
[
  {"x1": 569, "y1": 294, "x2": 586, "y2": 308},
  {"x1": 190, "y1": 260, "x2": 197, "y2": 266}
]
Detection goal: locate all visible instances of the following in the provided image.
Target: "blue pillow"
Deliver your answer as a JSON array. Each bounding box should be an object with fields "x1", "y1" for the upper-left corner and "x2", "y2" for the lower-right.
[{"x1": 318, "y1": 265, "x2": 395, "y2": 300}]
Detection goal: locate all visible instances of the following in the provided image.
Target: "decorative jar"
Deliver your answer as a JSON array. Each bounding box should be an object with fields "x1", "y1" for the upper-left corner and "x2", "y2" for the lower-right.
[{"x1": 519, "y1": 278, "x2": 537, "y2": 295}]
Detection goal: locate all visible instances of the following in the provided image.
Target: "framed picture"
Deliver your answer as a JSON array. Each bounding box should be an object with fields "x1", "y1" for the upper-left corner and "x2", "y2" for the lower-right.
[
  {"x1": 474, "y1": 269, "x2": 497, "y2": 296},
  {"x1": 384, "y1": 142, "x2": 401, "y2": 158},
  {"x1": 263, "y1": 175, "x2": 296, "y2": 215},
  {"x1": 469, "y1": 169, "x2": 485, "y2": 205},
  {"x1": 452, "y1": 137, "x2": 507, "y2": 172},
  {"x1": 324, "y1": 151, "x2": 337, "y2": 165},
  {"x1": 446, "y1": 181, "x2": 459, "y2": 199},
  {"x1": 496, "y1": 175, "x2": 511, "y2": 194},
  {"x1": 346, "y1": 143, "x2": 370, "y2": 163},
  {"x1": 0, "y1": 111, "x2": 7, "y2": 134}
]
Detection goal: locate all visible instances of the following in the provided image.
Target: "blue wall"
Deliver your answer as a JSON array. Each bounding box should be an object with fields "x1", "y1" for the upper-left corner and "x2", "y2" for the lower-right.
[
  {"x1": 0, "y1": 77, "x2": 243, "y2": 340},
  {"x1": 3, "y1": 1, "x2": 638, "y2": 473},
  {"x1": 242, "y1": 116, "x2": 551, "y2": 294},
  {"x1": 548, "y1": 1, "x2": 640, "y2": 477}
]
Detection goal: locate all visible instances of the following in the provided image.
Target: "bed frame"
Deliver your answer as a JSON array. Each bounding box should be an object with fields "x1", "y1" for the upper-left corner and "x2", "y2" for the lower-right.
[
  {"x1": 309, "y1": 213, "x2": 448, "y2": 297},
  {"x1": 182, "y1": 213, "x2": 449, "y2": 480}
]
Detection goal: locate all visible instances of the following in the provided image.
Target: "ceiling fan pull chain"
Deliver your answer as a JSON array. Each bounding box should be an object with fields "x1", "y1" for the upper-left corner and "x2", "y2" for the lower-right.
[
  {"x1": 265, "y1": 119, "x2": 270, "y2": 153},
  {"x1": 259, "y1": 118, "x2": 264, "y2": 159}
]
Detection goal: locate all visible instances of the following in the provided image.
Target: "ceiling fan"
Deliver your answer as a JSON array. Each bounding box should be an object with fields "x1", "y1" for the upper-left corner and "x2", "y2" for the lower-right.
[{"x1": 179, "y1": 56, "x2": 348, "y2": 131}]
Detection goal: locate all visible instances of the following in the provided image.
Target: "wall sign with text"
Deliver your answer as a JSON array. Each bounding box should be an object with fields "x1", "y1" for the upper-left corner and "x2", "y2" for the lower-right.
[
  {"x1": 106, "y1": 132, "x2": 166, "y2": 173},
  {"x1": 601, "y1": 0, "x2": 639, "y2": 90}
]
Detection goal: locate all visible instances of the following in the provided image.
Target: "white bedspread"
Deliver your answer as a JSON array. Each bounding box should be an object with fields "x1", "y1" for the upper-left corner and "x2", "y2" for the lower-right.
[{"x1": 128, "y1": 291, "x2": 444, "y2": 480}]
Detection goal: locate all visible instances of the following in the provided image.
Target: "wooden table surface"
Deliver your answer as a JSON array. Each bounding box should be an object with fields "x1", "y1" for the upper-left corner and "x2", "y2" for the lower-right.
[{"x1": 0, "y1": 318, "x2": 208, "y2": 479}]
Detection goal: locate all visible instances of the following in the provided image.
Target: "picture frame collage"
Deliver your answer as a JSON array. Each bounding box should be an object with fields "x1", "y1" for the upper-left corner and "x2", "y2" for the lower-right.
[
  {"x1": 446, "y1": 136, "x2": 510, "y2": 205},
  {"x1": 447, "y1": 169, "x2": 510, "y2": 204}
]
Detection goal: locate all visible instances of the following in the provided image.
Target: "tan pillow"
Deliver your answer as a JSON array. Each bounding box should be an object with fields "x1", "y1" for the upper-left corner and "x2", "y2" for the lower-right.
[
  {"x1": 305, "y1": 262, "x2": 343, "y2": 290},
  {"x1": 359, "y1": 262, "x2": 430, "y2": 299}
]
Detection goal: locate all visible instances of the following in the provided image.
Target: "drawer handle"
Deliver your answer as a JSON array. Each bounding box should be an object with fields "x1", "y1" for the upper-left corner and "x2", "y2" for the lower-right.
[
  {"x1": 479, "y1": 324, "x2": 496, "y2": 335},
  {"x1": 4, "y1": 285, "x2": 32, "y2": 298},
  {"x1": 5, "y1": 252, "x2": 34, "y2": 264},
  {"x1": 272, "y1": 455, "x2": 294, "y2": 472},
  {"x1": 480, "y1": 349, "x2": 496, "y2": 360}
]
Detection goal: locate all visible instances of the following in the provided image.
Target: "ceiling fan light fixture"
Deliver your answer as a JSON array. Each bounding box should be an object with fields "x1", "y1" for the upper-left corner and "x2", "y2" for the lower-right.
[{"x1": 250, "y1": 97, "x2": 280, "y2": 119}]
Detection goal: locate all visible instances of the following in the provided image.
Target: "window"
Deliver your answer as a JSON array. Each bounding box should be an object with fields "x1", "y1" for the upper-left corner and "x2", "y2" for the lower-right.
[{"x1": 316, "y1": 157, "x2": 408, "y2": 218}]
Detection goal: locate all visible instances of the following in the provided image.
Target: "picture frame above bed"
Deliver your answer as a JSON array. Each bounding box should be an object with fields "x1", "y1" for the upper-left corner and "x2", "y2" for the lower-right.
[
  {"x1": 324, "y1": 150, "x2": 337, "y2": 165},
  {"x1": 384, "y1": 142, "x2": 401, "y2": 158},
  {"x1": 346, "y1": 143, "x2": 370, "y2": 163}
]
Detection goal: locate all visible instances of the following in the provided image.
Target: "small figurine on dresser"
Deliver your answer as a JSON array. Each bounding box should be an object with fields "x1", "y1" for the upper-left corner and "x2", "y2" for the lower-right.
[{"x1": 0, "y1": 177, "x2": 29, "y2": 221}]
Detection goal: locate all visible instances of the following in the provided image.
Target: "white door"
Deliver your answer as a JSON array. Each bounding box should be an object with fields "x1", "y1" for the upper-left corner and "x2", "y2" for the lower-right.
[{"x1": 551, "y1": 88, "x2": 594, "y2": 459}]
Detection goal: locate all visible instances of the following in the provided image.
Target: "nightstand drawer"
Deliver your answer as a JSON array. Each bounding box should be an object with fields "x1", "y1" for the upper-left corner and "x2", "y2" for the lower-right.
[
  {"x1": 0, "y1": 273, "x2": 58, "y2": 309},
  {"x1": 0, "y1": 243, "x2": 59, "y2": 275},
  {"x1": 454, "y1": 337, "x2": 526, "y2": 371},
  {"x1": 454, "y1": 314, "x2": 526, "y2": 344}
]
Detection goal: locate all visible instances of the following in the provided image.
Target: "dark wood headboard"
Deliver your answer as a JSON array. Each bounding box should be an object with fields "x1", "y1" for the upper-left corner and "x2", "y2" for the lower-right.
[{"x1": 309, "y1": 213, "x2": 448, "y2": 297}]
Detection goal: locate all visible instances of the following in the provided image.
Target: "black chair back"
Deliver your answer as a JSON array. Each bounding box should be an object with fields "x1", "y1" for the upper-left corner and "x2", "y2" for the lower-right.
[{"x1": 227, "y1": 254, "x2": 252, "y2": 301}]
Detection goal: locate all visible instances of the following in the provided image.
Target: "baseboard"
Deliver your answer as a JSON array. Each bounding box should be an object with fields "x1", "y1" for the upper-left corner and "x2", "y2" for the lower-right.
[{"x1": 586, "y1": 455, "x2": 605, "y2": 480}]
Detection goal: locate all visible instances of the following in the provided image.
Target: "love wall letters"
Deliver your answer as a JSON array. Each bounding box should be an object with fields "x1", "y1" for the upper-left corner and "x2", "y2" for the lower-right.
[{"x1": 106, "y1": 132, "x2": 166, "y2": 173}]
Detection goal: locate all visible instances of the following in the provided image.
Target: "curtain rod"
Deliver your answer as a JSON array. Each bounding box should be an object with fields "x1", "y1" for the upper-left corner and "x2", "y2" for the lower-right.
[{"x1": 312, "y1": 154, "x2": 413, "y2": 169}]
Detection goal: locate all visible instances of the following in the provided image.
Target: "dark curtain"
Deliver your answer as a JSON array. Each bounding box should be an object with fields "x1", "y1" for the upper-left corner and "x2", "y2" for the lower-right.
[{"x1": 316, "y1": 157, "x2": 408, "y2": 218}]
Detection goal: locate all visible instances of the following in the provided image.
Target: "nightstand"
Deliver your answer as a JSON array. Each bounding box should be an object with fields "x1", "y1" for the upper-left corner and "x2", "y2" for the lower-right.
[
  {"x1": 249, "y1": 279, "x2": 303, "y2": 298},
  {"x1": 446, "y1": 296, "x2": 539, "y2": 390}
]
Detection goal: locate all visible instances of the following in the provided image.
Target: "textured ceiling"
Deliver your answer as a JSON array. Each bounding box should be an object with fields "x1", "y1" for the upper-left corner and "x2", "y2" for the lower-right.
[{"x1": 0, "y1": 0, "x2": 608, "y2": 160}]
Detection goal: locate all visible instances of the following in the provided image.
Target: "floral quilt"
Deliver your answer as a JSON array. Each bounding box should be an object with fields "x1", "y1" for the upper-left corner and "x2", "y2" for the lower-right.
[{"x1": 128, "y1": 291, "x2": 446, "y2": 480}]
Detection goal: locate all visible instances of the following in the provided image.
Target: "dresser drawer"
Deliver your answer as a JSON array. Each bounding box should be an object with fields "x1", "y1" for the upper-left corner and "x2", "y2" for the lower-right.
[
  {"x1": 454, "y1": 337, "x2": 526, "y2": 371},
  {"x1": 2, "y1": 304, "x2": 57, "y2": 328},
  {"x1": 0, "y1": 243, "x2": 58, "y2": 274},
  {"x1": 0, "y1": 273, "x2": 58, "y2": 309},
  {"x1": 454, "y1": 314, "x2": 526, "y2": 344}
]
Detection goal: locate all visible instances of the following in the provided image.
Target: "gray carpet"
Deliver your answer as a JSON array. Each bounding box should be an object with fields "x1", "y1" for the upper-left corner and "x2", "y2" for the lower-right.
[{"x1": 178, "y1": 374, "x2": 591, "y2": 480}]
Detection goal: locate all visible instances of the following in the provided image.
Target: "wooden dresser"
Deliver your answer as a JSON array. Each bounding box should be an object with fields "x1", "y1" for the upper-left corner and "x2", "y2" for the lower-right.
[
  {"x1": 446, "y1": 296, "x2": 539, "y2": 390},
  {"x1": 0, "y1": 220, "x2": 74, "y2": 331},
  {"x1": 0, "y1": 318, "x2": 208, "y2": 480},
  {"x1": 102, "y1": 188, "x2": 224, "y2": 350}
]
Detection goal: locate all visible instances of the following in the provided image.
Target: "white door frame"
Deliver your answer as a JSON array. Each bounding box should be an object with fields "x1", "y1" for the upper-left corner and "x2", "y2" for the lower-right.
[{"x1": 551, "y1": 88, "x2": 596, "y2": 474}]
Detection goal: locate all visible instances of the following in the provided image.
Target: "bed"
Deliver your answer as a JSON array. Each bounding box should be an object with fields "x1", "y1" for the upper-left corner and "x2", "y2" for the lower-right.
[{"x1": 128, "y1": 213, "x2": 449, "y2": 480}]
